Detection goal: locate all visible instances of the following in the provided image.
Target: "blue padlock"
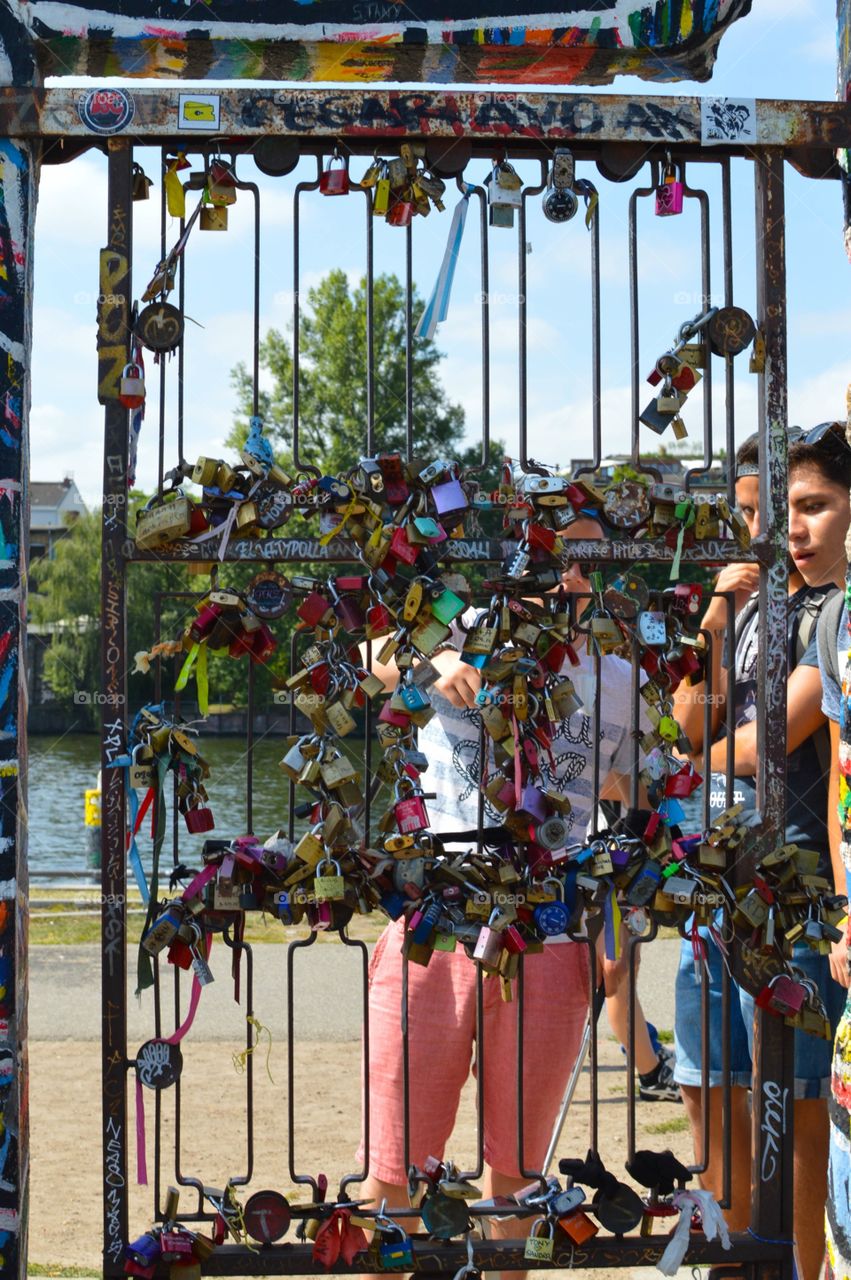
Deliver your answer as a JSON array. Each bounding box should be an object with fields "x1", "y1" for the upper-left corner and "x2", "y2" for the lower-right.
[{"x1": 533, "y1": 878, "x2": 571, "y2": 937}]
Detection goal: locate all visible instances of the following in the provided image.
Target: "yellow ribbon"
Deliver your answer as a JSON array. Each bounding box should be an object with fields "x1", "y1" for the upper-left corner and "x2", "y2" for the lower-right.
[{"x1": 232, "y1": 1014, "x2": 274, "y2": 1083}]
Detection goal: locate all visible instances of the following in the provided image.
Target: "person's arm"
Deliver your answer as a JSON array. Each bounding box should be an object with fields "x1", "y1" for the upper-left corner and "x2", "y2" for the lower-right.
[
  {"x1": 704, "y1": 661, "x2": 825, "y2": 775},
  {"x1": 673, "y1": 564, "x2": 758, "y2": 752},
  {"x1": 360, "y1": 641, "x2": 482, "y2": 705},
  {"x1": 827, "y1": 718, "x2": 850, "y2": 987}
]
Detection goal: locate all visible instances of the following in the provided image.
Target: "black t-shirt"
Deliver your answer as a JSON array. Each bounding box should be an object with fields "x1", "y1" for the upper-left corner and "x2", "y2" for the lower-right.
[{"x1": 707, "y1": 586, "x2": 829, "y2": 877}]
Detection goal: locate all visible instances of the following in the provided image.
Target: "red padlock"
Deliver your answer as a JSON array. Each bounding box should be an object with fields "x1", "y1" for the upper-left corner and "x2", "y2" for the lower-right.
[
  {"x1": 297, "y1": 591, "x2": 333, "y2": 626},
  {"x1": 319, "y1": 154, "x2": 349, "y2": 196},
  {"x1": 378, "y1": 701, "x2": 411, "y2": 729},
  {"x1": 664, "y1": 764, "x2": 702, "y2": 798},
  {"x1": 185, "y1": 805, "x2": 215, "y2": 834},
  {"x1": 119, "y1": 361, "x2": 146, "y2": 409},
  {"x1": 250, "y1": 622, "x2": 276, "y2": 663},
  {"x1": 190, "y1": 602, "x2": 222, "y2": 642},
  {"x1": 394, "y1": 780, "x2": 429, "y2": 834},
  {"x1": 756, "y1": 974, "x2": 807, "y2": 1018},
  {"x1": 366, "y1": 603, "x2": 393, "y2": 639},
  {"x1": 387, "y1": 198, "x2": 414, "y2": 227},
  {"x1": 388, "y1": 524, "x2": 420, "y2": 565}
]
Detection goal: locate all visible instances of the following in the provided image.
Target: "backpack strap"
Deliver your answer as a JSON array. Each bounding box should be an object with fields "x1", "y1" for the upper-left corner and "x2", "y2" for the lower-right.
[
  {"x1": 816, "y1": 589, "x2": 845, "y2": 692},
  {"x1": 793, "y1": 586, "x2": 840, "y2": 784}
]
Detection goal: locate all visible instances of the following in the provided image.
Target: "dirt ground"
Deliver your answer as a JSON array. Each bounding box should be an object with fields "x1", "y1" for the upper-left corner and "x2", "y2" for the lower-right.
[{"x1": 29, "y1": 1034, "x2": 696, "y2": 1278}]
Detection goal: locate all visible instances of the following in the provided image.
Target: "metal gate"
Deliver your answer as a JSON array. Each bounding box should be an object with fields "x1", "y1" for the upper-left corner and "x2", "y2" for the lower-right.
[{"x1": 78, "y1": 89, "x2": 849, "y2": 1279}]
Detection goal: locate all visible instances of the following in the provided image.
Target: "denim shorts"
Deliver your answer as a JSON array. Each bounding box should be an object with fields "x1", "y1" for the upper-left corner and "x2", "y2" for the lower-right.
[{"x1": 673, "y1": 929, "x2": 846, "y2": 1100}]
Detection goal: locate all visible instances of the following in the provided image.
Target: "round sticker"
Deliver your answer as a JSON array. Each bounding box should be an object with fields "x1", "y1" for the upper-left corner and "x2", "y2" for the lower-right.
[
  {"x1": 135, "y1": 302, "x2": 184, "y2": 353},
  {"x1": 135, "y1": 1039, "x2": 182, "y2": 1090},
  {"x1": 78, "y1": 88, "x2": 135, "y2": 135},
  {"x1": 244, "y1": 1190, "x2": 291, "y2": 1243},
  {"x1": 246, "y1": 571, "x2": 292, "y2": 620}
]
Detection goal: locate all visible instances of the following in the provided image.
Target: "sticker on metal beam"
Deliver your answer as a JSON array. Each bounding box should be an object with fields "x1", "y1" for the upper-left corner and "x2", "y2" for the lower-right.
[
  {"x1": 701, "y1": 98, "x2": 757, "y2": 146},
  {"x1": 178, "y1": 93, "x2": 220, "y2": 131}
]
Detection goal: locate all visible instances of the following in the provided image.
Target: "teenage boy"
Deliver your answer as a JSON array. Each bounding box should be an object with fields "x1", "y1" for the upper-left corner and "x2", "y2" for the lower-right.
[
  {"x1": 360, "y1": 516, "x2": 660, "y2": 1270},
  {"x1": 814, "y1": 468, "x2": 851, "y2": 1280},
  {"x1": 674, "y1": 424, "x2": 851, "y2": 1280}
]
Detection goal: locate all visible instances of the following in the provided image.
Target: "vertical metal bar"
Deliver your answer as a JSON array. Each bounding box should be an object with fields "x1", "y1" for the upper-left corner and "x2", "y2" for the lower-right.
[
  {"x1": 682, "y1": 175, "x2": 712, "y2": 490},
  {"x1": 517, "y1": 163, "x2": 547, "y2": 470},
  {"x1": 588, "y1": 941, "x2": 599, "y2": 1154},
  {"x1": 476, "y1": 185, "x2": 491, "y2": 464},
  {"x1": 100, "y1": 137, "x2": 132, "y2": 1279},
  {"x1": 246, "y1": 658, "x2": 255, "y2": 834},
  {"x1": 627, "y1": 169, "x2": 663, "y2": 482},
  {"x1": 292, "y1": 161, "x2": 322, "y2": 477},
  {"x1": 405, "y1": 222, "x2": 414, "y2": 462},
  {"x1": 365, "y1": 193, "x2": 375, "y2": 457},
  {"x1": 721, "y1": 157, "x2": 737, "y2": 509},
  {"x1": 750, "y1": 149, "x2": 794, "y2": 1273},
  {"x1": 157, "y1": 159, "x2": 166, "y2": 498},
  {"x1": 176, "y1": 201, "x2": 186, "y2": 466}
]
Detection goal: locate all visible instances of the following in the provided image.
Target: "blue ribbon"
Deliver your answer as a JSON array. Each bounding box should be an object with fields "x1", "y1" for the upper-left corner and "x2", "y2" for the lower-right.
[
  {"x1": 105, "y1": 754, "x2": 150, "y2": 907},
  {"x1": 415, "y1": 185, "x2": 474, "y2": 341}
]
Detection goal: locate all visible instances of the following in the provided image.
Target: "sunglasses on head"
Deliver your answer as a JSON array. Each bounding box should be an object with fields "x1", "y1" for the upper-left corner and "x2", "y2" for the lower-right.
[{"x1": 787, "y1": 421, "x2": 850, "y2": 450}]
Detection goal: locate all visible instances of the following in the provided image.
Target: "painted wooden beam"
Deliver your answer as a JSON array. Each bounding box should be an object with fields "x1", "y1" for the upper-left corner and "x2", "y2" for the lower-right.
[{"x1": 1, "y1": 0, "x2": 753, "y2": 87}]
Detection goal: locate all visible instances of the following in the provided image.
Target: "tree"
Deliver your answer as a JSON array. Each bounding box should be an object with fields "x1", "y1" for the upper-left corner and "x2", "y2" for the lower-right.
[{"x1": 228, "y1": 268, "x2": 473, "y2": 471}]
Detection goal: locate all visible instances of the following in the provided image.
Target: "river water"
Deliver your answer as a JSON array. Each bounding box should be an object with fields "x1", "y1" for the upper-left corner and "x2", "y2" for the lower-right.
[{"x1": 28, "y1": 732, "x2": 316, "y2": 881}]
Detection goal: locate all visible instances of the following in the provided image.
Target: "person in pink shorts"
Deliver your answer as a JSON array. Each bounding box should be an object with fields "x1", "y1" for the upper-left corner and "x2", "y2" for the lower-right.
[{"x1": 360, "y1": 517, "x2": 643, "y2": 1263}]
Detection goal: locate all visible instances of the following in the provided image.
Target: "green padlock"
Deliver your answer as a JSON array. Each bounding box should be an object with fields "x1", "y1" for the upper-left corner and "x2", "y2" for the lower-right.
[{"x1": 429, "y1": 586, "x2": 465, "y2": 625}]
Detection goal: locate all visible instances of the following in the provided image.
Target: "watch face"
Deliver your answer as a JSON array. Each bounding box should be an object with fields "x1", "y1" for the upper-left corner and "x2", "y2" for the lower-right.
[
  {"x1": 135, "y1": 301, "x2": 184, "y2": 353},
  {"x1": 243, "y1": 1191, "x2": 291, "y2": 1243},
  {"x1": 246, "y1": 570, "x2": 292, "y2": 619},
  {"x1": 135, "y1": 1039, "x2": 183, "y2": 1090}
]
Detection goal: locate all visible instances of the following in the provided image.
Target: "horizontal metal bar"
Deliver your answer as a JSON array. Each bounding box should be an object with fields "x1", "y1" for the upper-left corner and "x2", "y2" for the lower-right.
[
  {"x1": 130, "y1": 535, "x2": 758, "y2": 566},
  {"x1": 5, "y1": 88, "x2": 851, "y2": 150},
  {"x1": 186, "y1": 1233, "x2": 786, "y2": 1274}
]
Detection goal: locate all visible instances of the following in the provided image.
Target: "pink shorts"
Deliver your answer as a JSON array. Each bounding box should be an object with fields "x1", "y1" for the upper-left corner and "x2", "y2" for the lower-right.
[{"x1": 360, "y1": 920, "x2": 590, "y2": 1184}]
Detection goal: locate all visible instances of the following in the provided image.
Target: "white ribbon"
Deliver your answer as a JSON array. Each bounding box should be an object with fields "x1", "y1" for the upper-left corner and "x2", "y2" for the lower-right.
[
  {"x1": 414, "y1": 184, "x2": 474, "y2": 341},
  {"x1": 656, "y1": 1189, "x2": 731, "y2": 1276}
]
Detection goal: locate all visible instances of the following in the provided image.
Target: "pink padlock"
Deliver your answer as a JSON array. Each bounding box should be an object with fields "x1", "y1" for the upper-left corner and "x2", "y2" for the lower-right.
[
  {"x1": 655, "y1": 156, "x2": 684, "y2": 216},
  {"x1": 394, "y1": 780, "x2": 429, "y2": 834}
]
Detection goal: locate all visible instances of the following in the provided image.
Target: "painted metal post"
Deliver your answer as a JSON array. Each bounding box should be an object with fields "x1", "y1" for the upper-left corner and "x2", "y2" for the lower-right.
[
  {"x1": 750, "y1": 148, "x2": 795, "y2": 1276},
  {"x1": 0, "y1": 131, "x2": 37, "y2": 1280},
  {"x1": 99, "y1": 137, "x2": 131, "y2": 1280}
]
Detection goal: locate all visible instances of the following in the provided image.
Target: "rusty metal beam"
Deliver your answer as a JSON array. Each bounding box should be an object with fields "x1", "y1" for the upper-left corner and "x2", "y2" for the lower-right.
[{"x1": 0, "y1": 87, "x2": 849, "y2": 152}]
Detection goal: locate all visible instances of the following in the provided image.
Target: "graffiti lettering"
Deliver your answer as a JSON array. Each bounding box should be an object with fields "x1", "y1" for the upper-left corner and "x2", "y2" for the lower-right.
[{"x1": 760, "y1": 1080, "x2": 788, "y2": 1182}]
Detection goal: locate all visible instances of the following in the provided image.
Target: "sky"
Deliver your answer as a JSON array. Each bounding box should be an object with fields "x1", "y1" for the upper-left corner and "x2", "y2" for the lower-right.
[{"x1": 33, "y1": 0, "x2": 850, "y2": 508}]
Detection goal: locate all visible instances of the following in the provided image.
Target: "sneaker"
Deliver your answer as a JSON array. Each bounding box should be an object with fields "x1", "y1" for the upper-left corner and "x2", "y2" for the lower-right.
[{"x1": 638, "y1": 1054, "x2": 683, "y2": 1103}]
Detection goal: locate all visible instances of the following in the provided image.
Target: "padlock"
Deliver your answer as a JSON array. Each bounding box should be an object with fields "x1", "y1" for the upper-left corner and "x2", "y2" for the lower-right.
[
  {"x1": 128, "y1": 743, "x2": 155, "y2": 789},
  {"x1": 655, "y1": 154, "x2": 684, "y2": 216},
  {"x1": 533, "y1": 879, "x2": 570, "y2": 937},
  {"x1": 136, "y1": 492, "x2": 195, "y2": 549},
  {"x1": 756, "y1": 973, "x2": 807, "y2": 1018},
  {"x1": 394, "y1": 780, "x2": 430, "y2": 835},
  {"x1": 314, "y1": 858, "x2": 345, "y2": 901},
  {"x1": 142, "y1": 903, "x2": 185, "y2": 955},
  {"x1": 185, "y1": 803, "x2": 215, "y2": 834},
  {"x1": 319, "y1": 153, "x2": 350, "y2": 196},
  {"x1": 119, "y1": 361, "x2": 146, "y2": 410},
  {"x1": 208, "y1": 158, "x2": 238, "y2": 206},
  {"x1": 387, "y1": 197, "x2": 414, "y2": 227},
  {"x1": 524, "y1": 1217, "x2": 555, "y2": 1261},
  {"x1": 430, "y1": 477, "x2": 468, "y2": 518},
  {"x1": 377, "y1": 1221, "x2": 414, "y2": 1268},
  {"x1": 199, "y1": 204, "x2": 228, "y2": 231},
  {"x1": 473, "y1": 909, "x2": 505, "y2": 968}
]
